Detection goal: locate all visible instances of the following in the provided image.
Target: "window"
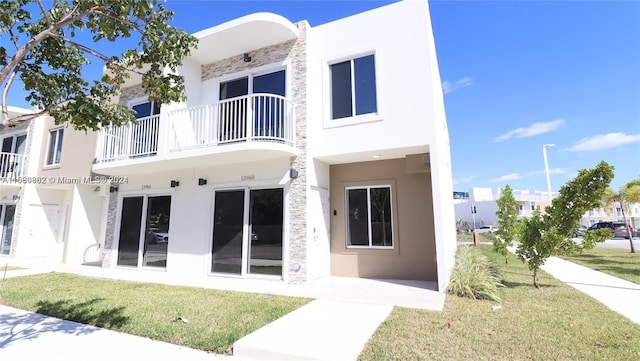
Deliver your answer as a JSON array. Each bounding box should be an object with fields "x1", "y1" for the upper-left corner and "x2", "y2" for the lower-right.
[
  {"x1": 346, "y1": 186, "x2": 393, "y2": 248},
  {"x1": 131, "y1": 100, "x2": 160, "y2": 119},
  {"x1": 330, "y1": 54, "x2": 377, "y2": 119},
  {"x1": 46, "y1": 128, "x2": 64, "y2": 165}
]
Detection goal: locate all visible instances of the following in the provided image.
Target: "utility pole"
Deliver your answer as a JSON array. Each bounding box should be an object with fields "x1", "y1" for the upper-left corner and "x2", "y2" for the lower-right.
[
  {"x1": 543, "y1": 144, "x2": 555, "y2": 205},
  {"x1": 471, "y1": 205, "x2": 477, "y2": 231}
]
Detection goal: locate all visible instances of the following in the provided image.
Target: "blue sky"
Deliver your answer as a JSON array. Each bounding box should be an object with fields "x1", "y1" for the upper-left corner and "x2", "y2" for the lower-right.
[{"x1": 6, "y1": 0, "x2": 640, "y2": 192}]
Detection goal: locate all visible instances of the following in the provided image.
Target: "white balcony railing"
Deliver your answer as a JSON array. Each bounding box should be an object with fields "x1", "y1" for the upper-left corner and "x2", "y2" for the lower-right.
[
  {"x1": 0, "y1": 152, "x2": 26, "y2": 180},
  {"x1": 97, "y1": 115, "x2": 160, "y2": 162},
  {"x1": 168, "y1": 94, "x2": 295, "y2": 151},
  {"x1": 96, "y1": 94, "x2": 295, "y2": 163}
]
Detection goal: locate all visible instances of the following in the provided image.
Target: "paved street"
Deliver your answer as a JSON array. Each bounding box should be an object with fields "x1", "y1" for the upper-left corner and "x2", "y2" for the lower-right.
[{"x1": 595, "y1": 237, "x2": 640, "y2": 250}]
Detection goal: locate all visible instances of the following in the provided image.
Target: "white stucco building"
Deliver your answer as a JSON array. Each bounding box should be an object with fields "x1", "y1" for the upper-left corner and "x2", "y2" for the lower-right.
[
  {"x1": 454, "y1": 187, "x2": 639, "y2": 232},
  {"x1": 1, "y1": 0, "x2": 457, "y2": 291}
]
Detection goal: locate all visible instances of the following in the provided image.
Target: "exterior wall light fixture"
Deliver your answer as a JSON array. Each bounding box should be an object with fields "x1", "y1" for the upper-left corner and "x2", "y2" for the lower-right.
[
  {"x1": 170, "y1": 180, "x2": 180, "y2": 188},
  {"x1": 243, "y1": 53, "x2": 252, "y2": 62},
  {"x1": 198, "y1": 178, "x2": 207, "y2": 186}
]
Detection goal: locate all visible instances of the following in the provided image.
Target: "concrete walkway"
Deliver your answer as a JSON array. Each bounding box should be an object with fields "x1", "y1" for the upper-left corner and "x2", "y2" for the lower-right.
[{"x1": 540, "y1": 256, "x2": 640, "y2": 325}]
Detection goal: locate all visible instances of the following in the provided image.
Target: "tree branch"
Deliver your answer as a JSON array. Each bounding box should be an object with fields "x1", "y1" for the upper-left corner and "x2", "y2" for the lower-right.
[
  {"x1": 36, "y1": 0, "x2": 53, "y2": 28},
  {"x1": 1, "y1": 66, "x2": 20, "y2": 125}
]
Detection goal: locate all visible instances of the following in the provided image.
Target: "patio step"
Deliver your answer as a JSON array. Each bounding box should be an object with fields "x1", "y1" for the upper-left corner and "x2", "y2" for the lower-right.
[{"x1": 232, "y1": 299, "x2": 392, "y2": 360}]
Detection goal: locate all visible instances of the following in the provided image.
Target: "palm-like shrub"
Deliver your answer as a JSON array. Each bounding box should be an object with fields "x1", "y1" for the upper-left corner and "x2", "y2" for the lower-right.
[{"x1": 447, "y1": 246, "x2": 504, "y2": 301}]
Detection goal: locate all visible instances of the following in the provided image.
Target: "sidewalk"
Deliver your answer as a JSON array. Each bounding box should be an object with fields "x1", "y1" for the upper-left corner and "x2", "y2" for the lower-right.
[{"x1": 540, "y1": 256, "x2": 640, "y2": 325}]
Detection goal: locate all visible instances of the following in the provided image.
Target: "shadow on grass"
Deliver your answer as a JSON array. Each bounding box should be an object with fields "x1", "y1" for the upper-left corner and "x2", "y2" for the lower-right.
[
  {"x1": 502, "y1": 280, "x2": 557, "y2": 289},
  {"x1": 0, "y1": 299, "x2": 128, "y2": 348},
  {"x1": 35, "y1": 298, "x2": 129, "y2": 329}
]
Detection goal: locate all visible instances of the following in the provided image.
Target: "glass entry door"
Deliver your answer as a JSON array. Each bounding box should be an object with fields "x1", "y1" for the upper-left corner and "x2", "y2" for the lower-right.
[
  {"x1": 211, "y1": 188, "x2": 283, "y2": 277},
  {"x1": 117, "y1": 195, "x2": 171, "y2": 268},
  {"x1": 0, "y1": 205, "x2": 15, "y2": 255}
]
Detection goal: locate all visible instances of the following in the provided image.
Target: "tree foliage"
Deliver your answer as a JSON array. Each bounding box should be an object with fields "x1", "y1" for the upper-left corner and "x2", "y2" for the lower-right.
[
  {"x1": 516, "y1": 161, "x2": 615, "y2": 287},
  {"x1": 493, "y1": 184, "x2": 520, "y2": 264},
  {"x1": 0, "y1": 0, "x2": 198, "y2": 131}
]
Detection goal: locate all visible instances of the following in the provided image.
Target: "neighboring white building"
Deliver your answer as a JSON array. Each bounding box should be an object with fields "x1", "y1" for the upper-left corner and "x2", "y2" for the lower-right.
[
  {"x1": 2, "y1": 1, "x2": 458, "y2": 291},
  {"x1": 0, "y1": 107, "x2": 104, "y2": 264},
  {"x1": 454, "y1": 186, "x2": 640, "y2": 232}
]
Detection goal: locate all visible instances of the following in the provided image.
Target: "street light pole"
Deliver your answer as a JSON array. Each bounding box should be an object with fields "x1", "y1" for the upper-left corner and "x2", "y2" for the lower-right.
[{"x1": 543, "y1": 144, "x2": 555, "y2": 205}]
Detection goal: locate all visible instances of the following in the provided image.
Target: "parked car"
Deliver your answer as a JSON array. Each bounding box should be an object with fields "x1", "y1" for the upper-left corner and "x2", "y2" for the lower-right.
[
  {"x1": 572, "y1": 225, "x2": 588, "y2": 237},
  {"x1": 475, "y1": 225, "x2": 497, "y2": 233},
  {"x1": 587, "y1": 221, "x2": 633, "y2": 239},
  {"x1": 147, "y1": 228, "x2": 169, "y2": 244}
]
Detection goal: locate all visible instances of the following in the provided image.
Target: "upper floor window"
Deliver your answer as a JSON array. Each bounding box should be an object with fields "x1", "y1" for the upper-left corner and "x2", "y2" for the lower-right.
[
  {"x1": 131, "y1": 100, "x2": 160, "y2": 119},
  {"x1": 2, "y1": 133, "x2": 26, "y2": 155},
  {"x1": 346, "y1": 185, "x2": 393, "y2": 248},
  {"x1": 46, "y1": 128, "x2": 64, "y2": 166},
  {"x1": 330, "y1": 54, "x2": 377, "y2": 120}
]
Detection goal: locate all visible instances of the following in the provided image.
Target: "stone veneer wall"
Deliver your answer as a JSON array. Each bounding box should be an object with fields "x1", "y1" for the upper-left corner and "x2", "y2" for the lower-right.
[
  {"x1": 286, "y1": 22, "x2": 308, "y2": 283},
  {"x1": 100, "y1": 190, "x2": 119, "y2": 267},
  {"x1": 119, "y1": 84, "x2": 146, "y2": 105}
]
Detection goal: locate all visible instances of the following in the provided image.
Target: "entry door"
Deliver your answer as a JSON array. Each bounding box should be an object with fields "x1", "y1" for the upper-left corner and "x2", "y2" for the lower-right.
[
  {"x1": 117, "y1": 195, "x2": 171, "y2": 268},
  {"x1": 211, "y1": 188, "x2": 283, "y2": 277},
  {"x1": 0, "y1": 205, "x2": 15, "y2": 255}
]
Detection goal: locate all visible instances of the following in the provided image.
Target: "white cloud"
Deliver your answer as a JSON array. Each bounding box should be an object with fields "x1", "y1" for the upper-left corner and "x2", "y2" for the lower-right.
[
  {"x1": 442, "y1": 77, "x2": 473, "y2": 94},
  {"x1": 489, "y1": 168, "x2": 570, "y2": 184},
  {"x1": 489, "y1": 173, "x2": 522, "y2": 183},
  {"x1": 560, "y1": 133, "x2": 640, "y2": 152},
  {"x1": 495, "y1": 119, "x2": 565, "y2": 142},
  {"x1": 453, "y1": 175, "x2": 476, "y2": 185}
]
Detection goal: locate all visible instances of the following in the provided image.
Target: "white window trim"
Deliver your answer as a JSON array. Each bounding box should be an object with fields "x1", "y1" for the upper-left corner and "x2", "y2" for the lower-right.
[
  {"x1": 324, "y1": 50, "x2": 383, "y2": 129},
  {"x1": 345, "y1": 185, "x2": 394, "y2": 249},
  {"x1": 44, "y1": 127, "x2": 64, "y2": 167}
]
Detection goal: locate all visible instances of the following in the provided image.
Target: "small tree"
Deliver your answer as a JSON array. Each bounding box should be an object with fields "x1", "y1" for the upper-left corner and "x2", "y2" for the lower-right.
[
  {"x1": 516, "y1": 161, "x2": 615, "y2": 288},
  {"x1": 0, "y1": 0, "x2": 198, "y2": 131},
  {"x1": 494, "y1": 184, "x2": 520, "y2": 264},
  {"x1": 601, "y1": 178, "x2": 640, "y2": 253}
]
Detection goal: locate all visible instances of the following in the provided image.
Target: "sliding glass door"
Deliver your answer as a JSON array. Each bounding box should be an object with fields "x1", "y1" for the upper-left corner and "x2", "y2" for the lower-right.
[
  {"x1": 117, "y1": 195, "x2": 171, "y2": 268},
  {"x1": 211, "y1": 188, "x2": 283, "y2": 277}
]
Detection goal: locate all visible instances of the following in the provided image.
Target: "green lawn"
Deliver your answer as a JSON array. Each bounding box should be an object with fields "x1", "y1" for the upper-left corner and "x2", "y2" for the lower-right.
[
  {"x1": 359, "y1": 246, "x2": 640, "y2": 361},
  {"x1": 0, "y1": 273, "x2": 310, "y2": 354},
  {"x1": 561, "y1": 247, "x2": 640, "y2": 285}
]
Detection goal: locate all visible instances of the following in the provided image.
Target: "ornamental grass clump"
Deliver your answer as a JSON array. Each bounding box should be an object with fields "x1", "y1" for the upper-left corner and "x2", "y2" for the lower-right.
[{"x1": 447, "y1": 246, "x2": 504, "y2": 301}]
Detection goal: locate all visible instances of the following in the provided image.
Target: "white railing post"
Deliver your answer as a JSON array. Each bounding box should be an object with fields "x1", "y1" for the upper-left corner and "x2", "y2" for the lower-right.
[{"x1": 247, "y1": 94, "x2": 254, "y2": 141}]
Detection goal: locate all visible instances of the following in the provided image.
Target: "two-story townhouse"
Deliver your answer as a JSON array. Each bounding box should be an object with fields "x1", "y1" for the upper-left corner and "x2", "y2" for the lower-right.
[
  {"x1": 93, "y1": 0, "x2": 456, "y2": 290},
  {"x1": 1, "y1": 106, "x2": 106, "y2": 264}
]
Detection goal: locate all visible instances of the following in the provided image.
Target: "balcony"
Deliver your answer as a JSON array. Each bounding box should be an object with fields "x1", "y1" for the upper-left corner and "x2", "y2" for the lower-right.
[
  {"x1": 0, "y1": 152, "x2": 26, "y2": 185},
  {"x1": 94, "y1": 94, "x2": 296, "y2": 174}
]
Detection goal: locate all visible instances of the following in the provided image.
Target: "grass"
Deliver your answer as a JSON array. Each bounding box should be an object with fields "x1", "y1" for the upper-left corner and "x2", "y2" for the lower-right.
[
  {"x1": 359, "y1": 245, "x2": 640, "y2": 361},
  {"x1": 561, "y1": 247, "x2": 640, "y2": 285},
  {"x1": 0, "y1": 273, "x2": 310, "y2": 354}
]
